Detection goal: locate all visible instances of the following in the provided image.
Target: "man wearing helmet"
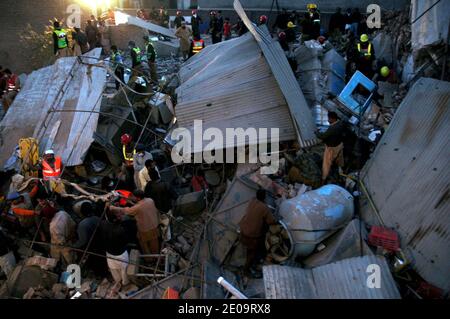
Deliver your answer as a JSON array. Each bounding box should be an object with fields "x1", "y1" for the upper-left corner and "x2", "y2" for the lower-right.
[
  {"x1": 120, "y1": 134, "x2": 136, "y2": 189},
  {"x1": 191, "y1": 9, "x2": 202, "y2": 40},
  {"x1": 41, "y1": 150, "x2": 65, "y2": 193},
  {"x1": 259, "y1": 15, "x2": 268, "y2": 26},
  {"x1": 174, "y1": 10, "x2": 185, "y2": 29},
  {"x1": 355, "y1": 34, "x2": 376, "y2": 78}
]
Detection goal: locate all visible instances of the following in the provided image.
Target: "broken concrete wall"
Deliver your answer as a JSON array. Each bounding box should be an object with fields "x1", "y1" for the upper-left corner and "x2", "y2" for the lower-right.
[{"x1": 0, "y1": 49, "x2": 106, "y2": 168}]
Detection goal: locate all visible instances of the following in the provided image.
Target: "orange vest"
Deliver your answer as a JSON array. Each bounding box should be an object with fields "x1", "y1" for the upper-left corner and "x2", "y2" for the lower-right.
[
  {"x1": 117, "y1": 190, "x2": 132, "y2": 207},
  {"x1": 12, "y1": 207, "x2": 35, "y2": 227},
  {"x1": 42, "y1": 156, "x2": 62, "y2": 180},
  {"x1": 192, "y1": 40, "x2": 204, "y2": 54}
]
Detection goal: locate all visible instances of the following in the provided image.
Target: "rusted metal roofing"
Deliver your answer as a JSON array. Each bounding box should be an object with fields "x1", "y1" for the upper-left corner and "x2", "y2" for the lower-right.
[
  {"x1": 361, "y1": 78, "x2": 450, "y2": 293},
  {"x1": 175, "y1": 33, "x2": 297, "y2": 153},
  {"x1": 0, "y1": 49, "x2": 106, "y2": 167},
  {"x1": 233, "y1": 0, "x2": 318, "y2": 147},
  {"x1": 263, "y1": 255, "x2": 401, "y2": 299}
]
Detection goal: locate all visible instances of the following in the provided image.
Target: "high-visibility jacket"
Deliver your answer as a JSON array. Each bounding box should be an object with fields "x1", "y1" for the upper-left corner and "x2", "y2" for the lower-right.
[
  {"x1": 192, "y1": 39, "x2": 205, "y2": 54},
  {"x1": 54, "y1": 29, "x2": 68, "y2": 49},
  {"x1": 12, "y1": 207, "x2": 35, "y2": 227},
  {"x1": 116, "y1": 190, "x2": 132, "y2": 207},
  {"x1": 132, "y1": 47, "x2": 142, "y2": 63},
  {"x1": 6, "y1": 74, "x2": 19, "y2": 92},
  {"x1": 42, "y1": 156, "x2": 62, "y2": 180},
  {"x1": 111, "y1": 51, "x2": 124, "y2": 70},
  {"x1": 357, "y1": 43, "x2": 372, "y2": 59},
  {"x1": 123, "y1": 145, "x2": 135, "y2": 167}
]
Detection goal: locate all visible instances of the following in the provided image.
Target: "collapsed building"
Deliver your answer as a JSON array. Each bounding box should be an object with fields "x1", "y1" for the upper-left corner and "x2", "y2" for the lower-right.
[{"x1": 0, "y1": 0, "x2": 449, "y2": 299}]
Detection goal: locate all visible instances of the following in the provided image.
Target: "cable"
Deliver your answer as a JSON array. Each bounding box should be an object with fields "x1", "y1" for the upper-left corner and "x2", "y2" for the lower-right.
[{"x1": 411, "y1": 0, "x2": 442, "y2": 25}]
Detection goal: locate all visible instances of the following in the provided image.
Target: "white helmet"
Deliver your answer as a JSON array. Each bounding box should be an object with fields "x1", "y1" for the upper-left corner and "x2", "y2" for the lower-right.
[{"x1": 44, "y1": 149, "x2": 55, "y2": 155}]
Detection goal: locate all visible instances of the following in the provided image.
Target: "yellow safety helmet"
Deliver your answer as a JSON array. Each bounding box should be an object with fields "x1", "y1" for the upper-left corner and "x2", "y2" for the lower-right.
[
  {"x1": 307, "y1": 4, "x2": 318, "y2": 10},
  {"x1": 380, "y1": 66, "x2": 390, "y2": 77},
  {"x1": 360, "y1": 34, "x2": 369, "y2": 43},
  {"x1": 287, "y1": 21, "x2": 296, "y2": 28}
]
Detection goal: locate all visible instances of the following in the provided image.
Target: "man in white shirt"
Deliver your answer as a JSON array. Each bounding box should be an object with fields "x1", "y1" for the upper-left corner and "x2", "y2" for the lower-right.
[{"x1": 138, "y1": 159, "x2": 160, "y2": 191}]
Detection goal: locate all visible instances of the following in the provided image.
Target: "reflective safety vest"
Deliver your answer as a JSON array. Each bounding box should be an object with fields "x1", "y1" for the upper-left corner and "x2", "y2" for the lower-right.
[
  {"x1": 12, "y1": 207, "x2": 35, "y2": 228},
  {"x1": 7, "y1": 74, "x2": 18, "y2": 92},
  {"x1": 357, "y1": 43, "x2": 372, "y2": 59},
  {"x1": 116, "y1": 189, "x2": 132, "y2": 207},
  {"x1": 42, "y1": 156, "x2": 62, "y2": 180},
  {"x1": 192, "y1": 39, "x2": 204, "y2": 54},
  {"x1": 132, "y1": 47, "x2": 142, "y2": 63},
  {"x1": 111, "y1": 51, "x2": 124, "y2": 69},
  {"x1": 54, "y1": 29, "x2": 68, "y2": 49},
  {"x1": 123, "y1": 145, "x2": 135, "y2": 166}
]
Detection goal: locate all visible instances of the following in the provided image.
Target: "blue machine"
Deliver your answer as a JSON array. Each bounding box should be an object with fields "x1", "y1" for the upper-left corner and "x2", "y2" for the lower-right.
[{"x1": 337, "y1": 71, "x2": 377, "y2": 120}]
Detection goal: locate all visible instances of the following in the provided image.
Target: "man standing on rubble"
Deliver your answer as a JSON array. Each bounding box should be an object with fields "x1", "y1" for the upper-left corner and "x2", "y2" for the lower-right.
[
  {"x1": 41, "y1": 149, "x2": 65, "y2": 194},
  {"x1": 355, "y1": 34, "x2": 376, "y2": 79},
  {"x1": 175, "y1": 21, "x2": 193, "y2": 61},
  {"x1": 109, "y1": 190, "x2": 161, "y2": 255},
  {"x1": 191, "y1": 9, "x2": 202, "y2": 40},
  {"x1": 209, "y1": 11, "x2": 220, "y2": 44},
  {"x1": 138, "y1": 159, "x2": 160, "y2": 191},
  {"x1": 174, "y1": 10, "x2": 185, "y2": 29},
  {"x1": 110, "y1": 45, "x2": 125, "y2": 89},
  {"x1": 53, "y1": 21, "x2": 70, "y2": 58},
  {"x1": 143, "y1": 35, "x2": 158, "y2": 84},
  {"x1": 49, "y1": 209, "x2": 76, "y2": 266},
  {"x1": 316, "y1": 111, "x2": 346, "y2": 184},
  {"x1": 239, "y1": 189, "x2": 277, "y2": 278},
  {"x1": 129, "y1": 41, "x2": 142, "y2": 73}
]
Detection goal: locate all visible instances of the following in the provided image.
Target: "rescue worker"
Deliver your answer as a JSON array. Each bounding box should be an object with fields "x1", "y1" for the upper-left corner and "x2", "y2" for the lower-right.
[
  {"x1": 191, "y1": 9, "x2": 202, "y2": 40},
  {"x1": 307, "y1": 3, "x2": 321, "y2": 40},
  {"x1": 143, "y1": 35, "x2": 158, "y2": 84},
  {"x1": 373, "y1": 66, "x2": 399, "y2": 84},
  {"x1": 355, "y1": 34, "x2": 375, "y2": 78},
  {"x1": 41, "y1": 149, "x2": 65, "y2": 193},
  {"x1": 174, "y1": 10, "x2": 185, "y2": 29},
  {"x1": 110, "y1": 45, "x2": 125, "y2": 90},
  {"x1": 120, "y1": 133, "x2": 135, "y2": 189},
  {"x1": 239, "y1": 189, "x2": 277, "y2": 278},
  {"x1": 258, "y1": 15, "x2": 268, "y2": 26},
  {"x1": 315, "y1": 111, "x2": 346, "y2": 184},
  {"x1": 7, "y1": 192, "x2": 35, "y2": 233},
  {"x1": 41, "y1": 150, "x2": 62, "y2": 181},
  {"x1": 285, "y1": 21, "x2": 297, "y2": 43},
  {"x1": 278, "y1": 32, "x2": 289, "y2": 52},
  {"x1": 53, "y1": 21, "x2": 70, "y2": 58},
  {"x1": 190, "y1": 35, "x2": 205, "y2": 57},
  {"x1": 209, "y1": 11, "x2": 221, "y2": 44},
  {"x1": 129, "y1": 41, "x2": 142, "y2": 73},
  {"x1": 1, "y1": 69, "x2": 20, "y2": 113}
]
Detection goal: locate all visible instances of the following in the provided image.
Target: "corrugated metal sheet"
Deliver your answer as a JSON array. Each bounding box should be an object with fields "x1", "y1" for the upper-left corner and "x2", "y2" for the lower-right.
[
  {"x1": 175, "y1": 33, "x2": 296, "y2": 153},
  {"x1": 0, "y1": 49, "x2": 106, "y2": 167},
  {"x1": 114, "y1": 11, "x2": 176, "y2": 39},
  {"x1": 361, "y1": 78, "x2": 450, "y2": 293},
  {"x1": 264, "y1": 255, "x2": 401, "y2": 299},
  {"x1": 234, "y1": 0, "x2": 318, "y2": 147}
]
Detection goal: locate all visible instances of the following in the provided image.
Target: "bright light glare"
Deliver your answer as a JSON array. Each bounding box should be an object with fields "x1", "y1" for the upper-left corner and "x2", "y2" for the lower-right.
[{"x1": 78, "y1": 0, "x2": 112, "y2": 15}]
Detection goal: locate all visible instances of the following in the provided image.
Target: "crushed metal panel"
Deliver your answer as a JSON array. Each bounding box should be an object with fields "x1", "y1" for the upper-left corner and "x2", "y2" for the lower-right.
[
  {"x1": 361, "y1": 78, "x2": 450, "y2": 293},
  {"x1": 207, "y1": 177, "x2": 257, "y2": 264},
  {"x1": 264, "y1": 255, "x2": 401, "y2": 299},
  {"x1": 35, "y1": 49, "x2": 106, "y2": 167},
  {"x1": 263, "y1": 264, "x2": 316, "y2": 299},
  {"x1": 234, "y1": 0, "x2": 317, "y2": 147},
  {"x1": 0, "y1": 49, "x2": 106, "y2": 167},
  {"x1": 175, "y1": 33, "x2": 296, "y2": 153},
  {"x1": 114, "y1": 11, "x2": 176, "y2": 39},
  {"x1": 302, "y1": 219, "x2": 373, "y2": 269}
]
